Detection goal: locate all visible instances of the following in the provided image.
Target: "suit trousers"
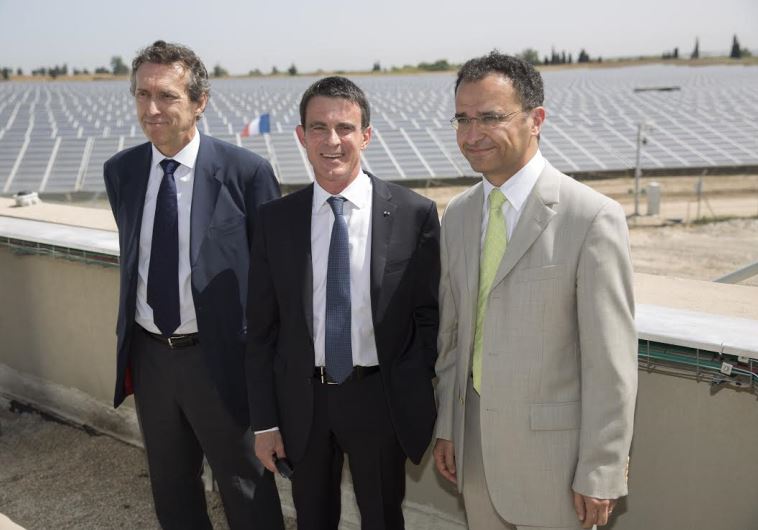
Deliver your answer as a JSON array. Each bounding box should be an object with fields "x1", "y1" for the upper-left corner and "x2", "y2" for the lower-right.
[
  {"x1": 463, "y1": 382, "x2": 586, "y2": 530},
  {"x1": 131, "y1": 328, "x2": 284, "y2": 530},
  {"x1": 291, "y1": 370, "x2": 406, "y2": 530}
]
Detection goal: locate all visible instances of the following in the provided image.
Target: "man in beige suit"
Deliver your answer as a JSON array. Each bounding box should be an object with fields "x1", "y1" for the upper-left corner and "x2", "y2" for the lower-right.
[{"x1": 433, "y1": 52, "x2": 637, "y2": 530}]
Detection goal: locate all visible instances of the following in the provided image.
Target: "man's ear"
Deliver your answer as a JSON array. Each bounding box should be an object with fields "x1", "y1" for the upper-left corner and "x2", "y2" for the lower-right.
[
  {"x1": 530, "y1": 106, "x2": 546, "y2": 136},
  {"x1": 295, "y1": 124, "x2": 306, "y2": 147},
  {"x1": 361, "y1": 125, "x2": 372, "y2": 150},
  {"x1": 195, "y1": 93, "x2": 209, "y2": 119}
]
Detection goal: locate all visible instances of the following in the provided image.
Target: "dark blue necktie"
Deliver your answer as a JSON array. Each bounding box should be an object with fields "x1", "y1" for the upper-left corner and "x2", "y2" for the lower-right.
[
  {"x1": 147, "y1": 159, "x2": 181, "y2": 337},
  {"x1": 325, "y1": 196, "x2": 353, "y2": 384}
]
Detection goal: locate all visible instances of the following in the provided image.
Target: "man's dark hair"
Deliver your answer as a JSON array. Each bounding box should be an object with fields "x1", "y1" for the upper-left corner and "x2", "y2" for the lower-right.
[
  {"x1": 130, "y1": 40, "x2": 210, "y2": 103},
  {"x1": 299, "y1": 76, "x2": 370, "y2": 129},
  {"x1": 455, "y1": 51, "x2": 544, "y2": 110}
]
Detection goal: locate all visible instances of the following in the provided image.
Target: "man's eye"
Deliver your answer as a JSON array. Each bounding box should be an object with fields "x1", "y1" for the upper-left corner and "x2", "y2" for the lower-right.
[
  {"x1": 337, "y1": 125, "x2": 354, "y2": 134},
  {"x1": 481, "y1": 116, "x2": 500, "y2": 125},
  {"x1": 457, "y1": 118, "x2": 471, "y2": 126}
]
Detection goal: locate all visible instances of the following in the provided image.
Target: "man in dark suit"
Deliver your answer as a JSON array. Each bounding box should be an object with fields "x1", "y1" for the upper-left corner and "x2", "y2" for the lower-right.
[
  {"x1": 104, "y1": 40, "x2": 284, "y2": 530},
  {"x1": 247, "y1": 76, "x2": 440, "y2": 530}
]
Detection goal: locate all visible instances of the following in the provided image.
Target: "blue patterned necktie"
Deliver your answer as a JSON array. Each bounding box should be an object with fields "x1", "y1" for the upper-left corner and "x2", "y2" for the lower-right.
[
  {"x1": 147, "y1": 159, "x2": 181, "y2": 337},
  {"x1": 325, "y1": 196, "x2": 353, "y2": 384}
]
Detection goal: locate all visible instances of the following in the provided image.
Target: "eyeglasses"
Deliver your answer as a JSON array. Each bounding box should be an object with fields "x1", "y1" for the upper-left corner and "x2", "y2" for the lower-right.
[{"x1": 449, "y1": 110, "x2": 525, "y2": 130}]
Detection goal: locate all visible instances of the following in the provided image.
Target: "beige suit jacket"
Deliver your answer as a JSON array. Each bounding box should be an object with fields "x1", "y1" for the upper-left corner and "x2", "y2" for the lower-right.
[{"x1": 434, "y1": 163, "x2": 637, "y2": 527}]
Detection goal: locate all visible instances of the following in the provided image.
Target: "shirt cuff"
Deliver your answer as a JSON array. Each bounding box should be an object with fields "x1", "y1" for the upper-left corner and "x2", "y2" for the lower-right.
[{"x1": 254, "y1": 426, "x2": 280, "y2": 435}]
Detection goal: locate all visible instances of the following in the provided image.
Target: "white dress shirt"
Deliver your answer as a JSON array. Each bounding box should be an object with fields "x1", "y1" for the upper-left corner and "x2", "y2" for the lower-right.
[
  {"x1": 311, "y1": 171, "x2": 379, "y2": 367},
  {"x1": 481, "y1": 150, "x2": 546, "y2": 244},
  {"x1": 135, "y1": 130, "x2": 200, "y2": 335}
]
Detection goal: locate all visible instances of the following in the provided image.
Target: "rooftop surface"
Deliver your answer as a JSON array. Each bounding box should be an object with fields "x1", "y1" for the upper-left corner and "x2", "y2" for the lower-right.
[{"x1": 0, "y1": 397, "x2": 296, "y2": 529}]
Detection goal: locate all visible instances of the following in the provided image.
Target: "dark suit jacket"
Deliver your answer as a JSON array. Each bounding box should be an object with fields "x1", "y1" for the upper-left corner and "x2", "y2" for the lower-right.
[
  {"x1": 104, "y1": 133, "x2": 280, "y2": 419},
  {"x1": 245, "y1": 173, "x2": 440, "y2": 464}
]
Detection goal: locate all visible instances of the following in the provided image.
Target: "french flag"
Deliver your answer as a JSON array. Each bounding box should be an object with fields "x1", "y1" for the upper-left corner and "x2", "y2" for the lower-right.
[{"x1": 241, "y1": 113, "x2": 271, "y2": 137}]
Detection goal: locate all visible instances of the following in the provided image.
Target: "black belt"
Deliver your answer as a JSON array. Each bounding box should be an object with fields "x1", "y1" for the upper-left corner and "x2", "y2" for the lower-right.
[
  {"x1": 313, "y1": 365, "x2": 380, "y2": 385},
  {"x1": 141, "y1": 327, "x2": 200, "y2": 349}
]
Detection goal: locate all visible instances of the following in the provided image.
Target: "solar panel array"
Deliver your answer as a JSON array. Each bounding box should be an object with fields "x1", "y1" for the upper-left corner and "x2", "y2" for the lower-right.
[{"x1": 1, "y1": 64, "x2": 757, "y2": 194}]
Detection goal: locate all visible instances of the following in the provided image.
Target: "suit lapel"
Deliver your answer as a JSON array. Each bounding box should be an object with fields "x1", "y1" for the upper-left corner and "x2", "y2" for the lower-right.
[
  {"x1": 461, "y1": 184, "x2": 483, "y2": 309},
  {"x1": 490, "y1": 164, "x2": 560, "y2": 290},
  {"x1": 123, "y1": 143, "x2": 152, "y2": 272},
  {"x1": 294, "y1": 185, "x2": 316, "y2": 340},
  {"x1": 190, "y1": 134, "x2": 222, "y2": 266},
  {"x1": 369, "y1": 174, "x2": 397, "y2": 320}
]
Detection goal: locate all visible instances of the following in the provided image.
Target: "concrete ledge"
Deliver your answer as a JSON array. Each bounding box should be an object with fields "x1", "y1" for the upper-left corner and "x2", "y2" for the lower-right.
[{"x1": 0, "y1": 363, "x2": 140, "y2": 447}]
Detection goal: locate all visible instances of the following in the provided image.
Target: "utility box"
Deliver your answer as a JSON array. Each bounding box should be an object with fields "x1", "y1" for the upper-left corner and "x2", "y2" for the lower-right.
[{"x1": 646, "y1": 182, "x2": 661, "y2": 216}]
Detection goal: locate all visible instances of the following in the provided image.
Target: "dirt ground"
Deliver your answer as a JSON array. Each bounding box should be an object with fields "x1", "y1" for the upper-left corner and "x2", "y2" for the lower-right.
[
  {"x1": 40, "y1": 174, "x2": 758, "y2": 289},
  {"x1": 419, "y1": 174, "x2": 758, "y2": 287}
]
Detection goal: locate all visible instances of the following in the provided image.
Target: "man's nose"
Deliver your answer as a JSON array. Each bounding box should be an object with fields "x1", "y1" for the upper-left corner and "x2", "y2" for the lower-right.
[
  {"x1": 459, "y1": 121, "x2": 485, "y2": 144},
  {"x1": 325, "y1": 128, "x2": 340, "y2": 146},
  {"x1": 145, "y1": 97, "x2": 160, "y2": 115}
]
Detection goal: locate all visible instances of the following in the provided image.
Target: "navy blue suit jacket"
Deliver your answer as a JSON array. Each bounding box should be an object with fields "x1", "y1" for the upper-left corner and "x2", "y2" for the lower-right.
[
  {"x1": 245, "y1": 174, "x2": 440, "y2": 464},
  {"x1": 104, "y1": 133, "x2": 280, "y2": 419}
]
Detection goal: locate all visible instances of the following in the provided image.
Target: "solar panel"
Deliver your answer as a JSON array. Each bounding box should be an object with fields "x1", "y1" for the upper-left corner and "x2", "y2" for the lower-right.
[
  {"x1": 45, "y1": 137, "x2": 87, "y2": 192},
  {"x1": 1, "y1": 64, "x2": 757, "y2": 193}
]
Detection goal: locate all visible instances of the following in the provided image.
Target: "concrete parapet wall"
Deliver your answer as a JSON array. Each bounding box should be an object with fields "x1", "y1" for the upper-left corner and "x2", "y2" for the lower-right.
[
  {"x1": 0, "y1": 244, "x2": 466, "y2": 528},
  {"x1": 1, "y1": 245, "x2": 758, "y2": 528}
]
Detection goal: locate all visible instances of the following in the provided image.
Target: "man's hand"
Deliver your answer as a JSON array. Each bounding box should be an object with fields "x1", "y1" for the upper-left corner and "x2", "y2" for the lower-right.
[
  {"x1": 255, "y1": 430, "x2": 286, "y2": 474},
  {"x1": 572, "y1": 491, "x2": 617, "y2": 528},
  {"x1": 432, "y1": 438, "x2": 457, "y2": 485}
]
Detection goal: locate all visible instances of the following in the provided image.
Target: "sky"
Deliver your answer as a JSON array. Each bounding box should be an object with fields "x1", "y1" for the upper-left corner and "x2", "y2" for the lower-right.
[{"x1": 1, "y1": 0, "x2": 757, "y2": 75}]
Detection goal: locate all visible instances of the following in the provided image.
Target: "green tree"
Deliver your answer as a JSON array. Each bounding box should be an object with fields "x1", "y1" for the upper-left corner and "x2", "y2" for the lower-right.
[
  {"x1": 16, "y1": 67, "x2": 23, "y2": 76},
  {"x1": 111, "y1": 56, "x2": 128, "y2": 75},
  {"x1": 271, "y1": 66, "x2": 279, "y2": 75},
  {"x1": 691, "y1": 38, "x2": 699, "y2": 59},
  {"x1": 213, "y1": 64, "x2": 229, "y2": 77},
  {"x1": 550, "y1": 48, "x2": 560, "y2": 64},
  {"x1": 518, "y1": 49, "x2": 540, "y2": 65},
  {"x1": 287, "y1": 63, "x2": 298, "y2": 76},
  {"x1": 372, "y1": 61, "x2": 381, "y2": 72},
  {"x1": 577, "y1": 49, "x2": 590, "y2": 63},
  {"x1": 730, "y1": 35, "x2": 742, "y2": 59},
  {"x1": 1, "y1": 68, "x2": 10, "y2": 81},
  {"x1": 418, "y1": 59, "x2": 450, "y2": 71}
]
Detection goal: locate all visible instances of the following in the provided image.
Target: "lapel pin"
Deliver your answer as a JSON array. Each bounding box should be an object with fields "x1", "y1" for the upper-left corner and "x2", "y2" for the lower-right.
[{"x1": 383, "y1": 210, "x2": 391, "y2": 217}]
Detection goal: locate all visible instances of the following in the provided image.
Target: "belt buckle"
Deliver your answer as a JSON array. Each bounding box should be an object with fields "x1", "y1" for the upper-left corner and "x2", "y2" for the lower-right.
[
  {"x1": 167, "y1": 336, "x2": 178, "y2": 349},
  {"x1": 317, "y1": 366, "x2": 338, "y2": 385}
]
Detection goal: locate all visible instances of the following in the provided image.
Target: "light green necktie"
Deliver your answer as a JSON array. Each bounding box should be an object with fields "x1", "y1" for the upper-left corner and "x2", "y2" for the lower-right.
[{"x1": 473, "y1": 188, "x2": 507, "y2": 393}]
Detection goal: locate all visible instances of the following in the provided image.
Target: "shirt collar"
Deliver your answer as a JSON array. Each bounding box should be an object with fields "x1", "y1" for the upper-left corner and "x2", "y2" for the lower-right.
[
  {"x1": 151, "y1": 128, "x2": 201, "y2": 171},
  {"x1": 482, "y1": 149, "x2": 545, "y2": 212},
  {"x1": 312, "y1": 171, "x2": 372, "y2": 213}
]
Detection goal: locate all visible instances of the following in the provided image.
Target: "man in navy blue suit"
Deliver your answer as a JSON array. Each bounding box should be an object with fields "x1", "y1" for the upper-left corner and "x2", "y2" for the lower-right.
[
  {"x1": 248, "y1": 77, "x2": 440, "y2": 530},
  {"x1": 104, "y1": 40, "x2": 284, "y2": 530}
]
